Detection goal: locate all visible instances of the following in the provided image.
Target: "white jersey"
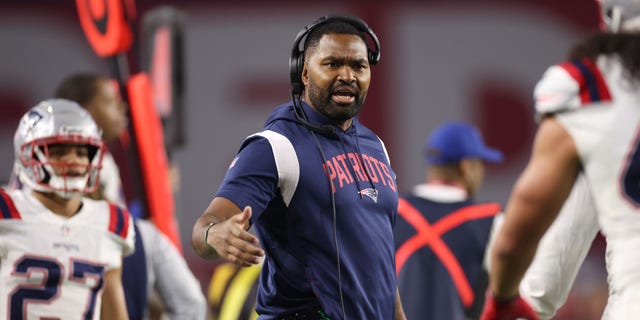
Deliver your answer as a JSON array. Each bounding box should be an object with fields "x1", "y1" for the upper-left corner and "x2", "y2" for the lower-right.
[
  {"x1": 519, "y1": 175, "x2": 599, "y2": 320},
  {"x1": 533, "y1": 55, "x2": 640, "y2": 319},
  {"x1": 0, "y1": 188, "x2": 134, "y2": 320}
]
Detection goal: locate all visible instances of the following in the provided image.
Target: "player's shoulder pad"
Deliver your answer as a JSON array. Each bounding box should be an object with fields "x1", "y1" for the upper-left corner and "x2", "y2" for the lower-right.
[
  {"x1": 534, "y1": 58, "x2": 612, "y2": 118},
  {"x1": 0, "y1": 188, "x2": 21, "y2": 220},
  {"x1": 105, "y1": 202, "x2": 132, "y2": 240},
  {"x1": 76, "y1": 197, "x2": 135, "y2": 255},
  {"x1": 105, "y1": 202, "x2": 135, "y2": 256}
]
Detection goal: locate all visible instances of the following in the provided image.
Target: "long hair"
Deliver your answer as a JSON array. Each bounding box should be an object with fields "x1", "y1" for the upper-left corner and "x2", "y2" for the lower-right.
[{"x1": 568, "y1": 32, "x2": 640, "y2": 82}]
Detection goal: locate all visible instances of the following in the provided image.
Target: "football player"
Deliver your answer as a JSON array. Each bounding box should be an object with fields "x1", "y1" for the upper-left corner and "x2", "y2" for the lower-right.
[
  {"x1": 481, "y1": 0, "x2": 640, "y2": 319},
  {"x1": 0, "y1": 99, "x2": 134, "y2": 319}
]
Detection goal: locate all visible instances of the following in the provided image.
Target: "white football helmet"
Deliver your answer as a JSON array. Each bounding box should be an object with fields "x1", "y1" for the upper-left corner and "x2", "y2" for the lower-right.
[
  {"x1": 13, "y1": 99, "x2": 105, "y2": 198},
  {"x1": 599, "y1": 0, "x2": 640, "y2": 32}
]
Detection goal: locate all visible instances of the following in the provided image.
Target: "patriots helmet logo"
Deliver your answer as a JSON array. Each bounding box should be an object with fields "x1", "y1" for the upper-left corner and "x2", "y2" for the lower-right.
[
  {"x1": 359, "y1": 188, "x2": 379, "y2": 203},
  {"x1": 27, "y1": 110, "x2": 44, "y2": 128}
]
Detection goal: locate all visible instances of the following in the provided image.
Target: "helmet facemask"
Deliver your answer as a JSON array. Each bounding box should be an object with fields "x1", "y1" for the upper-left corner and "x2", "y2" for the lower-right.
[{"x1": 17, "y1": 137, "x2": 104, "y2": 198}]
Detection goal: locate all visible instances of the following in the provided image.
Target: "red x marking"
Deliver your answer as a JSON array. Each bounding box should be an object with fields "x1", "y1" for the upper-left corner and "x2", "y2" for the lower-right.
[{"x1": 396, "y1": 198, "x2": 500, "y2": 307}]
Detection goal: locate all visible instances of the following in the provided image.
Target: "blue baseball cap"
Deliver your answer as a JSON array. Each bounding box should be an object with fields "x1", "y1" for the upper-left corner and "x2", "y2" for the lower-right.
[{"x1": 425, "y1": 121, "x2": 503, "y2": 165}]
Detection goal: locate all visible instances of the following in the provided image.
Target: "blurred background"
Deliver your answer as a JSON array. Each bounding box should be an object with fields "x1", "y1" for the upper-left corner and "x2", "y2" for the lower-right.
[{"x1": 0, "y1": 0, "x2": 607, "y2": 319}]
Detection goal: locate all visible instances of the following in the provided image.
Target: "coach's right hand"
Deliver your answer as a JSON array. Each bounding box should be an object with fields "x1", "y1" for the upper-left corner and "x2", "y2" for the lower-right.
[{"x1": 192, "y1": 197, "x2": 264, "y2": 266}]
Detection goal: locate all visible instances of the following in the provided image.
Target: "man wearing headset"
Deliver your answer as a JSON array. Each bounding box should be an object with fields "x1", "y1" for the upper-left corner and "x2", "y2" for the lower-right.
[{"x1": 192, "y1": 15, "x2": 406, "y2": 320}]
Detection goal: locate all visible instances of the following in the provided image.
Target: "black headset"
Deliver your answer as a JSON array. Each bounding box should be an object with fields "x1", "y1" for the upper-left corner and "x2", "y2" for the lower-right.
[{"x1": 289, "y1": 14, "x2": 381, "y2": 138}]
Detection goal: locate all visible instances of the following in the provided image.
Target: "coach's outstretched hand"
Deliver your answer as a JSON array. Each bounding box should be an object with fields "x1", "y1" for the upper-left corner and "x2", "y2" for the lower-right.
[
  {"x1": 480, "y1": 293, "x2": 539, "y2": 320},
  {"x1": 193, "y1": 197, "x2": 265, "y2": 265},
  {"x1": 207, "y1": 206, "x2": 264, "y2": 267}
]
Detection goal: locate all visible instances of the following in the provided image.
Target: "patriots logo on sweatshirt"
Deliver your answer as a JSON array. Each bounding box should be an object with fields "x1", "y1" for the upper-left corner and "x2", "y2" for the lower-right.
[{"x1": 359, "y1": 188, "x2": 378, "y2": 203}]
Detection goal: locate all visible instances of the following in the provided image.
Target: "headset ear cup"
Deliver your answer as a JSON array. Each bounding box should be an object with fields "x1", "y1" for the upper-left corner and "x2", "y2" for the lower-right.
[
  {"x1": 296, "y1": 52, "x2": 305, "y2": 87},
  {"x1": 289, "y1": 46, "x2": 305, "y2": 95},
  {"x1": 289, "y1": 52, "x2": 298, "y2": 94}
]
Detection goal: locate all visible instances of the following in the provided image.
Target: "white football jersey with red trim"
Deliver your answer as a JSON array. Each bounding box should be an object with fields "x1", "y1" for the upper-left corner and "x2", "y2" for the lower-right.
[
  {"x1": 0, "y1": 188, "x2": 134, "y2": 320},
  {"x1": 531, "y1": 55, "x2": 640, "y2": 319}
]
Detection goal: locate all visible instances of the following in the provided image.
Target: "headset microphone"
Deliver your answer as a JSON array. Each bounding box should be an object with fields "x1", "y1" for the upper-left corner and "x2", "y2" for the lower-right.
[{"x1": 290, "y1": 91, "x2": 338, "y2": 138}]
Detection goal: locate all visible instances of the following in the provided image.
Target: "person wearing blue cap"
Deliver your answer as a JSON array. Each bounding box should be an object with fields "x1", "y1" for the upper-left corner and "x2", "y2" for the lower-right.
[{"x1": 395, "y1": 121, "x2": 504, "y2": 320}]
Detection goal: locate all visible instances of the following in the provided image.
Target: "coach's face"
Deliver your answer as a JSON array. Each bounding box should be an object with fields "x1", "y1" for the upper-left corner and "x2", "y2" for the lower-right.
[{"x1": 302, "y1": 33, "x2": 371, "y2": 130}]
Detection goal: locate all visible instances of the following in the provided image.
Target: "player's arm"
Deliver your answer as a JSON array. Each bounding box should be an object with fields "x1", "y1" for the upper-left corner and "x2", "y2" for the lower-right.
[
  {"x1": 192, "y1": 198, "x2": 264, "y2": 265},
  {"x1": 101, "y1": 267, "x2": 130, "y2": 320},
  {"x1": 489, "y1": 117, "x2": 581, "y2": 300},
  {"x1": 519, "y1": 175, "x2": 598, "y2": 320}
]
